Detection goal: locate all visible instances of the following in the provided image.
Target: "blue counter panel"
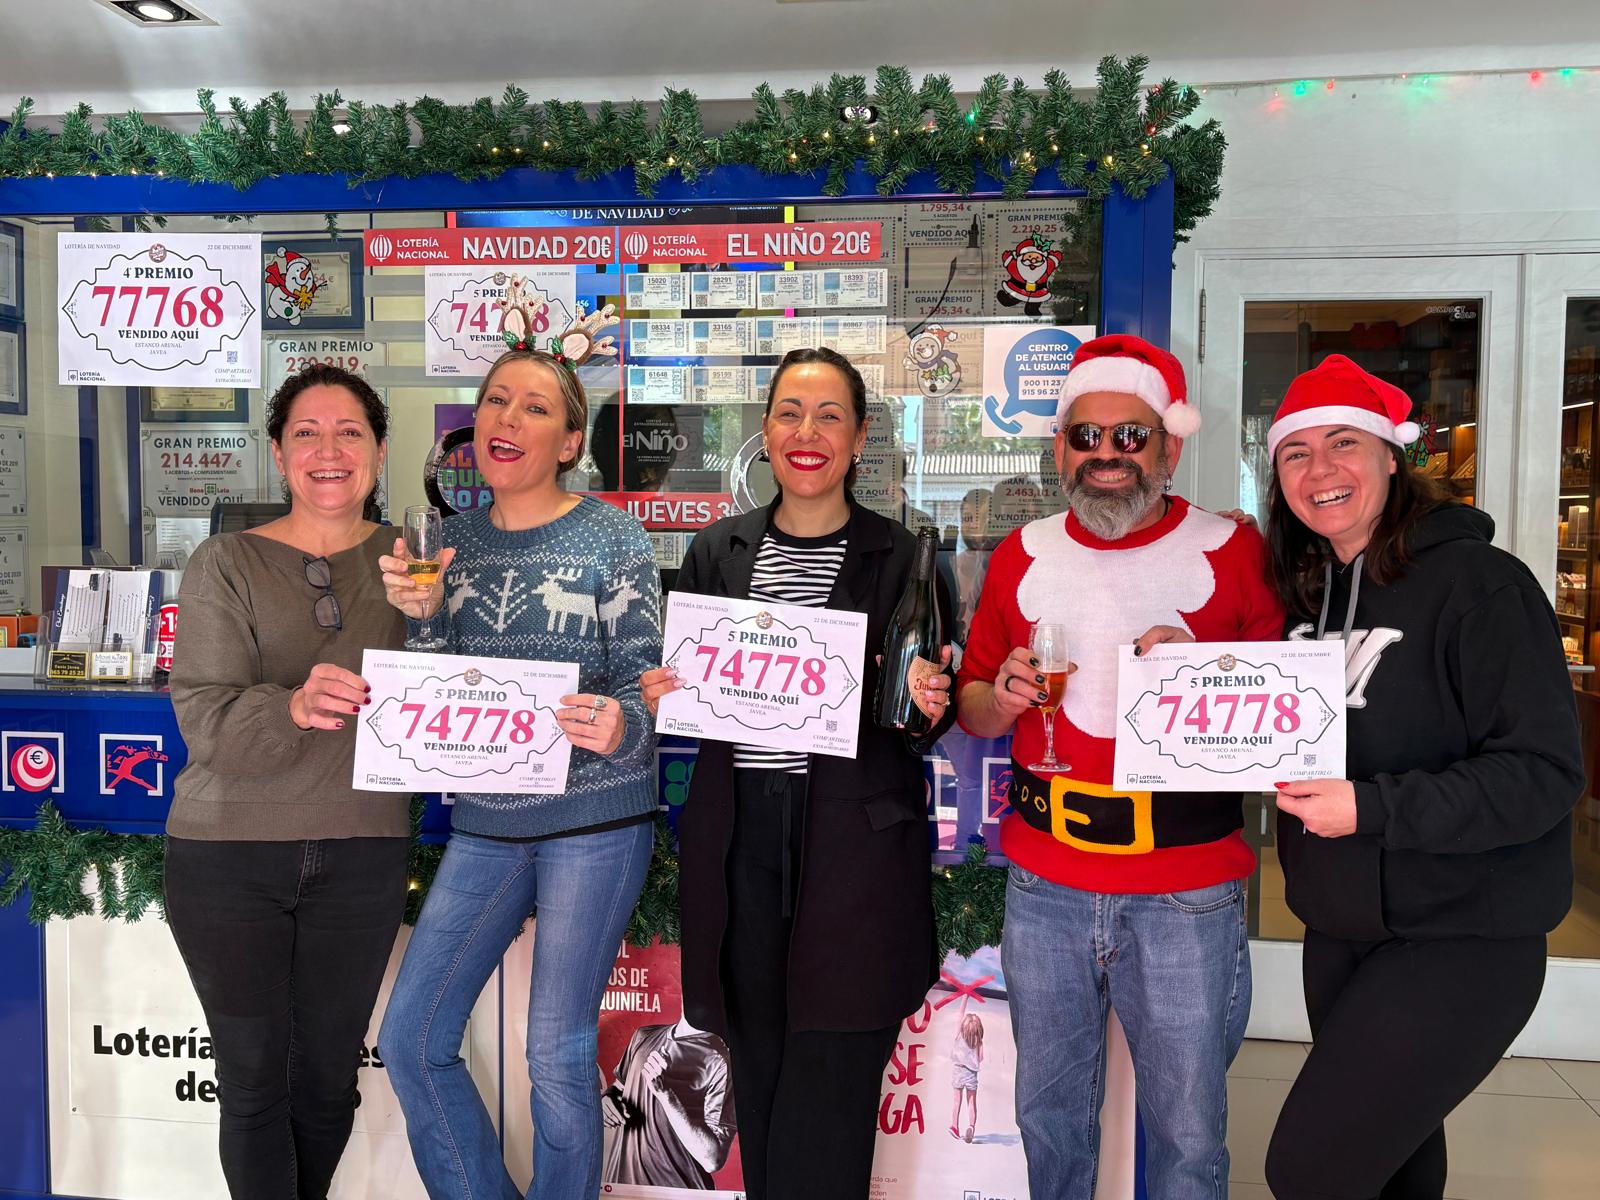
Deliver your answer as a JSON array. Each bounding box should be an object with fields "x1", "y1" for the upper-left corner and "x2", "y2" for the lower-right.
[{"x1": 0, "y1": 683, "x2": 451, "y2": 839}]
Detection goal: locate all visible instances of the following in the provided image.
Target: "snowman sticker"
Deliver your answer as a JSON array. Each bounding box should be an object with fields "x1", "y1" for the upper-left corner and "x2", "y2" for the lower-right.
[
  {"x1": 904, "y1": 324, "x2": 962, "y2": 399},
  {"x1": 996, "y1": 233, "x2": 1061, "y2": 317},
  {"x1": 263, "y1": 247, "x2": 326, "y2": 326}
]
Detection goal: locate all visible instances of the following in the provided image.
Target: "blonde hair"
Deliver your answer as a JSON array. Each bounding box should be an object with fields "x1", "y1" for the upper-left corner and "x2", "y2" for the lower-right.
[
  {"x1": 474, "y1": 348, "x2": 588, "y2": 473},
  {"x1": 959, "y1": 1012, "x2": 984, "y2": 1049}
]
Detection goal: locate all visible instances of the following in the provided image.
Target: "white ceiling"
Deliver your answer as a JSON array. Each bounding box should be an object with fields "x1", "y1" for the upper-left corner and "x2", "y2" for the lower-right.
[{"x1": 4, "y1": 0, "x2": 1599, "y2": 117}]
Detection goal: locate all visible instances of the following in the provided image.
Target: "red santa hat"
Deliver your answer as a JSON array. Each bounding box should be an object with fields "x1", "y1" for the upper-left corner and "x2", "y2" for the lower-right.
[
  {"x1": 1055, "y1": 333, "x2": 1199, "y2": 438},
  {"x1": 277, "y1": 247, "x2": 306, "y2": 267},
  {"x1": 1267, "y1": 354, "x2": 1419, "y2": 459}
]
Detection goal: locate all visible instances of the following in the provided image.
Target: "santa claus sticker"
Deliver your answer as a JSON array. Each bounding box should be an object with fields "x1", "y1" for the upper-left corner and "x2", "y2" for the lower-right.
[
  {"x1": 980, "y1": 324, "x2": 1096, "y2": 438},
  {"x1": 996, "y1": 233, "x2": 1061, "y2": 316},
  {"x1": 58, "y1": 233, "x2": 261, "y2": 387}
]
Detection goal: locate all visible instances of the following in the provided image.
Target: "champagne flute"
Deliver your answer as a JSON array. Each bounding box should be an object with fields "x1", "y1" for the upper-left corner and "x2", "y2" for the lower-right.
[
  {"x1": 403, "y1": 505, "x2": 449, "y2": 651},
  {"x1": 1028, "y1": 622, "x2": 1071, "y2": 773}
]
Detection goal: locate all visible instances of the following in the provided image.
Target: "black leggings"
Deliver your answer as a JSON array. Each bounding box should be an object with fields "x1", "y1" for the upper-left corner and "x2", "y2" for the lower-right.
[
  {"x1": 721, "y1": 771, "x2": 899, "y2": 1200},
  {"x1": 164, "y1": 836, "x2": 408, "y2": 1200},
  {"x1": 1265, "y1": 927, "x2": 1547, "y2": 1200}
]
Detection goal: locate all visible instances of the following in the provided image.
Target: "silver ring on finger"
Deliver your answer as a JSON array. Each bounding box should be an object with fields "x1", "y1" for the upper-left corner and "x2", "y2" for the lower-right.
[
  {"x1": 587, "y1": 707, "x2": 598, "y2": 725},
  {"x1": 592, "y1": 695, "x2": 608, "y2": 710}
]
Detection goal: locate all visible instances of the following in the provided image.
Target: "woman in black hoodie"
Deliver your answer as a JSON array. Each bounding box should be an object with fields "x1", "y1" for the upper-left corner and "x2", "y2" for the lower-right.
[{"x1": 1259, "y1": 355, "x2": 1583, "y2": 1200}]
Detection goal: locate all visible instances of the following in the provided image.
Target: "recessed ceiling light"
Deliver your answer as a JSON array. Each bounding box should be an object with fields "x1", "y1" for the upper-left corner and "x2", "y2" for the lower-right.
[{"x1": 97, "y1": 1, "x2": 218, "y2": 27}]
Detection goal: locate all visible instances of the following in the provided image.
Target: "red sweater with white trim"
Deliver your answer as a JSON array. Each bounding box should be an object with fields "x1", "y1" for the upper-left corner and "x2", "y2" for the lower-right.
[{"x1": 956, "y1": 497, "x2": 1285, "y2": 894}]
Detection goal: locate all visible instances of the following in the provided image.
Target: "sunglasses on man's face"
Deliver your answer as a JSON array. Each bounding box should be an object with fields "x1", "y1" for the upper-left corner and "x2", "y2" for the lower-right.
[{"x1": 1063, "y1": 422, "x2": 1160, "y2": 455}]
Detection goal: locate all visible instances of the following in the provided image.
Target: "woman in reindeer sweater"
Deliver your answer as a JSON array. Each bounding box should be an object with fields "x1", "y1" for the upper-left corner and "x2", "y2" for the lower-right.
[{"x1": 377, "y1": 346, "x2": 662, "y2": 1200}]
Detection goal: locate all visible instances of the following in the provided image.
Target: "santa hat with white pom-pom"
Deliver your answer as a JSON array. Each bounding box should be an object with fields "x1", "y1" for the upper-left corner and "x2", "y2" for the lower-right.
[
  {"x1": 1266, "y1": 353, "x2": 1419, "y2": 459},
  {"x1": 1056, "y1": 333, "x2": 1201, "y2": 438}
]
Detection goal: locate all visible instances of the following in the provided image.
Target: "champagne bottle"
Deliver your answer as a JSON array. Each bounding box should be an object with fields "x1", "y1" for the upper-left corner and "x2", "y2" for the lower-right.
[{"x1": 875, "y1": 526, "x2": 943, "y2": 734}]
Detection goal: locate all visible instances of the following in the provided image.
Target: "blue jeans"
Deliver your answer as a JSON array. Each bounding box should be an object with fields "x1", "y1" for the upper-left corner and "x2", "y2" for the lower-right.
[
  {"x1": 1002, "y1": 866, "x2": 1251, "y2": 1200},
  {"x1": 379, "y1": 822, "x2": 653, "y2": 1200}
]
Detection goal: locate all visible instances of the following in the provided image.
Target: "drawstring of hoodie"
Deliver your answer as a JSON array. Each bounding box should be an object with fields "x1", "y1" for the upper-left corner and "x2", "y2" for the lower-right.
[{"x1": 1314, "y1": 552, "x2": 1365, "y2": 644}]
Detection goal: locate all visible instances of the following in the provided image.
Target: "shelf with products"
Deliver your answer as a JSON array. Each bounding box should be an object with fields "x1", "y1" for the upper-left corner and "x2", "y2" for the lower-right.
[{"x1": 1558, "y1": 335, "x2": 1599, "y2": 669}]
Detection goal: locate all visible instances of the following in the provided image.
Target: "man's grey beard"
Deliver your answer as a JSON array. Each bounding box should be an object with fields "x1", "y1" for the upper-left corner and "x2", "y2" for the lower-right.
[{"x1": 1063, "y1": 449, "x2": 1169, "y2": 540}]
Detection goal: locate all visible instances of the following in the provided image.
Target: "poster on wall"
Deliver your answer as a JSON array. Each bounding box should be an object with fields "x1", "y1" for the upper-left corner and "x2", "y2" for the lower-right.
[
  {"x1": 0, "y1": 322, "x2": 23, "y2": 414},
  {"x1": 44, "y1": 914, "x2": 471, "y2": 1199},
  {"x1": 261, "y1": 238, "x2": 364, "y2": 330},
  {"x1": 263, "y1": 334, "x2": 386, "y2": 399},
  {"x1": 424, "y1": 265, "x2": 577, "y2": 377},
  {"x1": 433, "y1": 403, "x2": 491, "y2": 512},
  {"x1": 0, "y1": 527, "x2": 26, "y2": 609},
  {"x1": 139, "y1": 425, "x2": 262, "y2": 516},
  {"x1": 980, "y1": 324, "x2": 1096, "y2": 438},
  {"x1": 868, "y1": 949, "x2": 1029, "y2": 1200},
  {"x1": 57, "y1": 233, "x2": 262, "y2": 387},
  {"x1": 0, "y1": 425, "x2": 25, "y2": 515},
  {"x1": 597, "y1": 939, "x2": 744, "y2": 1196}
]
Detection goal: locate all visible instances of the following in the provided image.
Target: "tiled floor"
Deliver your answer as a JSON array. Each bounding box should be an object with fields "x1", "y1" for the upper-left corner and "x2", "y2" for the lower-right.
[{"x1": 1226, "y1": 1039, "x2": 1600, "y2": 1199}]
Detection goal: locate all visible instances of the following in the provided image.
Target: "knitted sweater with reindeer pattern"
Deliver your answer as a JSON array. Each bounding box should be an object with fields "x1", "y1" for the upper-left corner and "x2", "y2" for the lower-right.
[{"x1": 436, "y1": 497, "x2": 663, "y2": 837}]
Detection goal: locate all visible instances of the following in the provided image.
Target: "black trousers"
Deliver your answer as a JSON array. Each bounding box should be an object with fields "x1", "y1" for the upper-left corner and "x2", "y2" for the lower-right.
[
  {"x1": 164, "y1": 835, "x2": 408, "y2": 1200},
  {"x1": 722, "y1": 771, "x2": 899, "y2": 1200},
  {"x1": 1265, "y1": 926, "x2": 1548, "y2": 1200}
]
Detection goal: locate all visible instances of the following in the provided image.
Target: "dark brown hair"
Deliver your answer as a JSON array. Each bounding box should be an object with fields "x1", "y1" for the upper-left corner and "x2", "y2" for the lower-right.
[
  {"x1": 265, "y1": 363, "x2": 388, "y2": 518},
  {"x1": 1267, "y1": 442, "x2": 1454, "y2": 616},
  {"x1": 763, "y1": 346, "x2": 869, "y2": 490},
  {"x1": 475, "y1": 348, "x2": 588, "y2": 473},
  {"x1": 266, "y1": 362, "x2": 388, "y2": 444}
]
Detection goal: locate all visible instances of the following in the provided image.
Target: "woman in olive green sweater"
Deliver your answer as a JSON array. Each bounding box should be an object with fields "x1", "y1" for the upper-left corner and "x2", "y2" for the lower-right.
[{"x1": 165, "y1": 364, "x2": 407, "y2": 1200}]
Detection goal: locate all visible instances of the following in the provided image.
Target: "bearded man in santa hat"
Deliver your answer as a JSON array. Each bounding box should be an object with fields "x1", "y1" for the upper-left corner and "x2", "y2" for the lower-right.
[{"x1": 955, "y1": 334, "x2": 1283, "y2": 1199}]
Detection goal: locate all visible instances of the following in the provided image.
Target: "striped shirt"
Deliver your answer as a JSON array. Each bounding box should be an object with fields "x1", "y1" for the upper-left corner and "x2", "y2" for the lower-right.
[{"x1": 732, "y1": 524, "x2": 849, "y2": 774}]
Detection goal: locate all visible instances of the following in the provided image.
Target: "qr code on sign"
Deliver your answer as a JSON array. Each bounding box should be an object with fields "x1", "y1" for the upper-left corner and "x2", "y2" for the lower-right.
[
  {"x1": 1305, "y1": 755, "x2": 1317, "y2": 767},
  {"x1": 825, "y1": 720, "x2": 837, "y2": 733},
  {"x1": 226, "y1": 350, "x2": 238, "y2": 364}
]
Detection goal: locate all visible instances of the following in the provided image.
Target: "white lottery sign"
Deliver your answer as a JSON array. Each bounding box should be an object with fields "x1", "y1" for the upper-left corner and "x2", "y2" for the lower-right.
[
  {"x1": 355, "y1": 650, "x2": 580, "y2": 793},
  {"x1": 656, "y1": 593, "x2": 868, "y2": 758},
  {"x1": 424, "y1": 266, "x2": 577, "y2": 377},
  {"x1": 58, "y1": 233, "x2": 261, "y2": 387},
  {"x1": 139, "y1": 427, "x2": 261, "y2": 517},
  {"x1": 1112, "y1": 641, "x2": 1346, "y2": 792}
]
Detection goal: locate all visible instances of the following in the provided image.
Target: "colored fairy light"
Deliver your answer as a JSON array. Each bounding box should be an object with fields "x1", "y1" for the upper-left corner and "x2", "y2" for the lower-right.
[
  {"x1": 1294, "y1": 80, "x2": 1308, "y2": 96},
  {"x1": 1530, "y1": 70, "x2": 1544, "y2": 83}
]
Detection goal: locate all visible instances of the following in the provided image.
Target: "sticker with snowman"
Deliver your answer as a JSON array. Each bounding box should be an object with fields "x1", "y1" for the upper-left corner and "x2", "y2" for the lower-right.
[{"x1": 263, "y1": 246, "x2": 331, "y2": 327}]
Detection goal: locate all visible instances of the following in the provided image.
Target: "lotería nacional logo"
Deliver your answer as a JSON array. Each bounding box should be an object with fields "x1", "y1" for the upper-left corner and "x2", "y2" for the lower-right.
[
  {"x1": 2, "y1": 731, "x2": 65, "y2": 794},
  {"x1": 100, "y1": 734, "x2": 170, "y2": 796},
  {"x1": 464, "y1": 667, "x2": 483, "y2": 686},
  {"x1": 1217, "y1": 653, "x2": 1237, "y2": 672},
  {"x1": 755, "y1": 611, "x2": 774, "y2": 630},
  {"x1": 368, "y1": 234, "x2": 394, "y2": 264}
]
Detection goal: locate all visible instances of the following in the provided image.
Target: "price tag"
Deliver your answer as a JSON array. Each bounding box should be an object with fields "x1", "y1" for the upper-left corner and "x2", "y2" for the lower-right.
[
  {"x1": 754, "y1": 317, "x2": 818, "y2": 357},
  {"x1": 57, "y1": 233, "x2": 261, "y2": 387},
  {"x1": 1112, "y1": 642, "x2": 1347, "y2": 792},
  {"x1": 820, "y1": 268, "x2": 887, "y2": 308},
  {"x1": 689, "y1": 319, "x2": 756, "y2": 356},
  {"x1": 690, "y1": 271, "x2": 757, "y2": 310},
  {"x1": 628, "y1": 319, "x2": 692, "y2": 357},
  {"x1": 757, "y1": 270, "x2": 819, "y2": 309},
  {"x1": 656, "y1": 593, "x2": 868, "y2": 758},
  {"x1": 354, "y1": 650, "x2": 579, "y2": 793}
]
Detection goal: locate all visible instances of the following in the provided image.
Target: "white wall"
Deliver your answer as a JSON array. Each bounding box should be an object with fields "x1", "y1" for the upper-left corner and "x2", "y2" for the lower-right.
[{"x1": 1169, "y1": 70, "x2": 1600, "y2": 504}]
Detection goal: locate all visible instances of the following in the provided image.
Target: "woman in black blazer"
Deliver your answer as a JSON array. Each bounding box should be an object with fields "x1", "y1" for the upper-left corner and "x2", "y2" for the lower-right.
[{"x1": 642, "y1": 347, "x2": 954, "y2": 1200}]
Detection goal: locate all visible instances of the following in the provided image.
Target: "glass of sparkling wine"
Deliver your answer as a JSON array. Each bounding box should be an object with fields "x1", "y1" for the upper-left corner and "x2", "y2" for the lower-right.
[
  {"x1": 403, "y1": 504, "x2": 448, "y2": 651},
  {"x1": 1028, "y1": 622, "x2": 1071, "y2": 773}
]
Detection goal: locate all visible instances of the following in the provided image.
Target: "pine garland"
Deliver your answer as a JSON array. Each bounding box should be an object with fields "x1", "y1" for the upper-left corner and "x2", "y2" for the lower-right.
[
  {"x1": 0, "y1": 57, "x2": 1224, "y2": 241},
  {"x1": 1, "y1": 803, "x2": 1009, "y2": 954}
]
